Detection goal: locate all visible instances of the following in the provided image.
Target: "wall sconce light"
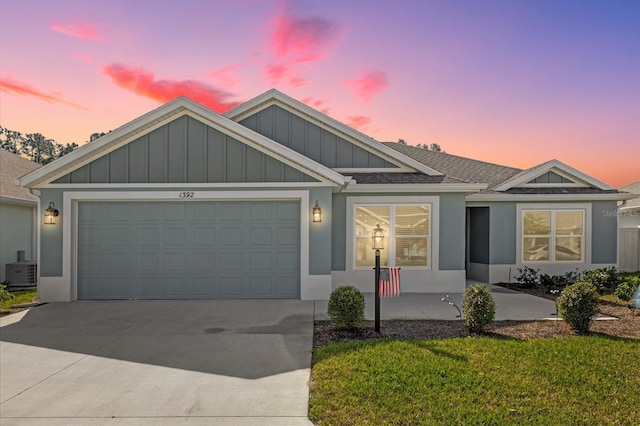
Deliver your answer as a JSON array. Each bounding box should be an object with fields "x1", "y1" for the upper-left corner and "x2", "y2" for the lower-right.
[
  {"x1": 44, "y1": 202, "x2": 59, "y2": 225},
  {"x1": 312, "y1": 200, "x2": 322, "y2": 223},
  {"x1": 372, "y1": 223, "x2": 385, "y2": 250}
]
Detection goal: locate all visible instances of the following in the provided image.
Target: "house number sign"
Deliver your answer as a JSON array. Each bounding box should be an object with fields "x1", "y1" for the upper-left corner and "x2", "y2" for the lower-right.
[{"x1": 178, "y1": 191, "x2": 195, "y2": 198}]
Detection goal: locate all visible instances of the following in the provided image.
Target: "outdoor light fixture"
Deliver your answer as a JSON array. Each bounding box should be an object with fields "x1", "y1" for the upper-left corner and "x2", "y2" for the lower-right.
[
  {"x1": 372, "y1": 223, "x2": 385, "y2": 250},
  {"x1": 372, "y1": 223, "x2": 385, "y2": 333},
  {"x1": 44, "y1": 202, "x2": 59, "y2": 225},
  {"x1": 312, "y1": 200, "x2": 322, "y2": 223}
]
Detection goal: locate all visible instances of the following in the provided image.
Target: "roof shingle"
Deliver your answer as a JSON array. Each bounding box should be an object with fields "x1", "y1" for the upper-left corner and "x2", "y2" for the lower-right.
[{"x1": 0, "y1": 149, "x2": 41, "y2": 202}]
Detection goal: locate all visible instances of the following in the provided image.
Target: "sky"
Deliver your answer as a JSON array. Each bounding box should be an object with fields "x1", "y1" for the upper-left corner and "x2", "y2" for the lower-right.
[{"x1": 1, "y1": 0, "x2": 638, "y2": 187}]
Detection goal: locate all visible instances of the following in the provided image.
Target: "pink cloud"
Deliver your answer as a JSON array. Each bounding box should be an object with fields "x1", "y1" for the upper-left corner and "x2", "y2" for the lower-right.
[
  {"x1": 0, "y1": 77, "x2": 85, "y2": 109},
  {"x1": 270, "y1": 14, "x2": 339, "y2": 60},
  {"x1": 101, "y1": 64, "x2": 241, "y2": 112},
  {"x1": 208, "y1": 61, "x2": 259, "y2": 87},
  {"x1": 345, "y1": 115, "x2": 371, "y2": 129},
  {"x1": 75, "y1": 53, "x2": 93, "y2": 63},
  {"x1": 262, "y1": 4, "x2": 340, "y2": 88},
  {"x1": 301, "y1": 97, "x2": 330, "y2": 114},
  {"x1": 344, "y1": 70, "x2": 389, "y2": 103},
  {"x1": 50, "y1": 20, "x2": 107, "y2": 41}
]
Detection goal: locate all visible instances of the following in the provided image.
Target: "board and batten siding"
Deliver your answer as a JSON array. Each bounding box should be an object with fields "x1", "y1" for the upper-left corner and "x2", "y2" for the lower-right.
[
  {"x1": 240, "y1": 105, "x2": 398, "y2": 169},
  {"x1": 53, "y1": 115, "x2": 317, "y2": 184}
]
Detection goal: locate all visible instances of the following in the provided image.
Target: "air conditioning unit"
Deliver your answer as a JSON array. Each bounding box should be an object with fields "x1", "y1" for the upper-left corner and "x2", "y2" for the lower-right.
[{"x1": 5, "y1": 261, "x2": 37, "y2": 288}]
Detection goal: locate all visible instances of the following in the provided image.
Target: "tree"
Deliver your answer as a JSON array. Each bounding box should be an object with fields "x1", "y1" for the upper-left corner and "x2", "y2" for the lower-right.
[
  {"x1": 397, "y1": 138, "x2": 407, "y2": 145},
  {"x1": 0, "y1": 125, "x2": 78, "y2": 164},
  {"x1": 89, "y1": 132, "x2": 106, "y2": 142},
  {"x1": 0, "y1": 126, "x2": 22, "y2": 154},
  {"x1": 416, "y1": 143, "x2": 445, "y2": 153}
]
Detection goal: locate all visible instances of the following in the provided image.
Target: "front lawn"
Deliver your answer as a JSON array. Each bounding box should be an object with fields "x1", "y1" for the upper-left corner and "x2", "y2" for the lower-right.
[
  {"x1": 310, "y1": 337, "x2": 640, "y2": 425},
  {"x1": 0, "y1": 288, "x2": 37, "y2": 311}
]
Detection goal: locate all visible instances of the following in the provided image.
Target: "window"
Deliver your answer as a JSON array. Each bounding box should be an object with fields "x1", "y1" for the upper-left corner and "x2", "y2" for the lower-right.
[
  {"x1": 522, "y1": 210, "x2": 584, "y2": 262},
  {"x1": 355, "y1": 204, "x2": 430, "y2": 268}
]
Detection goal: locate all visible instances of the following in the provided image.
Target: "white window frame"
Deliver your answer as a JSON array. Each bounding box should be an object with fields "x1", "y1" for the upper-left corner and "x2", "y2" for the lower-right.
[
  {"x1": 347, "y1": 196, "x2": 439, "y2": 271},
  {"x1": 517, "y1": 204, "x2": 590, "y2": 264}
]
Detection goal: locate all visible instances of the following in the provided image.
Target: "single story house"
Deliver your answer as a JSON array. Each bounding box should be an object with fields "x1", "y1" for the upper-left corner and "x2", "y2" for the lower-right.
[
  {"x1": 1, "y1": 149, "x2": 40, "y2": 282},
  {"x1": 618, "y1": 180, "x2": 640, "y2": 272},
  {"x1": 17, "y1": 89, "x2": 636, "y2": 301}
]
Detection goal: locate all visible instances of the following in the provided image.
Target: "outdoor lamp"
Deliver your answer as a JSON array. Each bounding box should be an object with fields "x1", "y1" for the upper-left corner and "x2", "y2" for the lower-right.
[
  {"x1": 44, "y1": 202, "x2": 59, "y2": 225},
  {"x1": 312, "y1": 200, "x2": 322, "y2": 223},
  {"x1": 372, "y1": 223, "x2": 384, "y2": 250}
]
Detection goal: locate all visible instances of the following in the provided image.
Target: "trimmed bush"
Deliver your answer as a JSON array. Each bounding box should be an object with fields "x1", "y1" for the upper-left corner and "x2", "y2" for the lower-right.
[
  {"x1": 614, "y1": 276, "x2": 640, "y2": 301},
  {"x1": 557, "y1": 280, "x2": 599, "y2": 334},
  {"x1": 462, "y1": 284, "x2": 496, "y2": 333},
  {"x1": 581, "y1": 267, "x2": 621, "y2": 294},
  {"x1": 328, "y1": 286, "x2": 365, "y2": 329}
]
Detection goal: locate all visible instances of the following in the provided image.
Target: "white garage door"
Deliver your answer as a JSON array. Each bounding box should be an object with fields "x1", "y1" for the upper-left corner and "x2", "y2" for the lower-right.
[{"x1": 77, "y1": 200, "x2": 300, "y2": 299}]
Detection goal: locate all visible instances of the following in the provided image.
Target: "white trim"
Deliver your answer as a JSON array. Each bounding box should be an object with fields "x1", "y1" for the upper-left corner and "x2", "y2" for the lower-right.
[
  {"x1": 345, "y1": 196, "x2": 440, "y2": 273},
  {"x1": 516, "y1": 203, "x2": 592, "y2": 266},
  {"x1": 518, "y1": 168, "x2": 587, "y2": 188},
  {"x1": 494, "y1": 159, "x2": 614, "y2": 191},
  {"x1": 466, "y1": 193, "x2": 633, "y2": 202},
  {"x1": 60, "y1": 190, "x2": 312, "y2": 301},
  {"x1": 19, "y1": 98, "x2": 346, "y2": 188},
  {"x1": 40, "y1": 182, "x2": 332, "y2": 189},
  {"x1": 344, "y1": 183, "x2": 487, "y2": 193},
  {"x1": 224, "y1": 89, "x2": 444, "y2": 176}
]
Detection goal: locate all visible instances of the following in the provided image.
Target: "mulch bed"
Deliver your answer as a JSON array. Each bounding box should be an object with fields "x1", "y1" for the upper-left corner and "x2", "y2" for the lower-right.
[{"x1": 314, "y1": 300, "x2": 640, "y2": 349}]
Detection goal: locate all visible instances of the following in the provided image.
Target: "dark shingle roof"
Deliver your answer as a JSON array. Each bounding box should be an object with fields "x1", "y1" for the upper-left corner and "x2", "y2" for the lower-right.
[
  {"x1": 349, "y1": 173, "x2": 465, "y2": 184},
  {"x1": 0, "y1": 149, "x2": 41, "y2": 202},
  {"x1": 384, "y1": 142, "x2": 521, "y2": 186}
]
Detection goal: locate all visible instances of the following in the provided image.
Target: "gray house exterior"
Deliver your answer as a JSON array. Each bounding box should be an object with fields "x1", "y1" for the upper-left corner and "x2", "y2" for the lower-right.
[
  {"x1": 1, "y1": 149, "x2": 40, "y2": 283},
  {"x1": 18, "y1": 90, "x2": 635, "y2": 302}
]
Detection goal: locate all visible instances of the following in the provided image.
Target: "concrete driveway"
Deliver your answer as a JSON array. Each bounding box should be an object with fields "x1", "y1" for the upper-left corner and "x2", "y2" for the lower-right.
[{"x1": 0, "y1": 300, "x2": 315, "y2": 425}]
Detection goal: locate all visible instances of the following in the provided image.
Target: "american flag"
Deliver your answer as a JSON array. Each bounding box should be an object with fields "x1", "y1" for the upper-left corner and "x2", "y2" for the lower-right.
[{"x1": 378, "y1": 267, "x2": 401, "y2": 298}]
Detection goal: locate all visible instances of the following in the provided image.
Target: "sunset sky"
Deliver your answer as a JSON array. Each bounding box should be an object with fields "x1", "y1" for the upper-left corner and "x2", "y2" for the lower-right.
[{"x1": 1, "y1": 0, "x2": 638, "y2": 187}]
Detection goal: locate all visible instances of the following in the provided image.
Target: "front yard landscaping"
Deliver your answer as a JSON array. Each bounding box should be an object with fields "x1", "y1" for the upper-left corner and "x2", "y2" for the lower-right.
[
  {"x1": 0, "y1": 288, "x2": 38, "y2": 316},
  {"x1": 310, "y1": 290, "x2": 640, "y2": 425},
  {"x1": 310, "y1": 336, "x2": 639, "y2": 425}
]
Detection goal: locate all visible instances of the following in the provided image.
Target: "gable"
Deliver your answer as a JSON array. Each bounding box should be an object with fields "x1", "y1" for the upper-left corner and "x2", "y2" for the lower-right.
[
  {"x1": 526, "y1": 171, "x2": 575, "y2": 185},
  {"x1": 52, "y1": 115, "x2": 318, "y2": 184},
  {"x1": 493, "y1": 160, "x2": 614, "y2": 192},
  {"x1": 239, "y1": 105, "x2": 398, "y2": 170}
]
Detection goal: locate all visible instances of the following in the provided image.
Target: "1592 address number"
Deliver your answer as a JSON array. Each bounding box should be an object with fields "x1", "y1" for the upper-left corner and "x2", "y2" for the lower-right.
[{"x1": 179, "y1": 191, "x2": 195, "y2": 198}]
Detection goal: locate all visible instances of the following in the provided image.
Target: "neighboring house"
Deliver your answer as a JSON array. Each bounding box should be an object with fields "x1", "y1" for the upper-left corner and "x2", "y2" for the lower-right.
[
  {"x1": 0, "y1": 149, "x2": 41, "y2": 282},
  {"x1": 618, "y1": 180, "x2": 640, "y2": 272},
  {"x1": 17, "y1": 89, "x2": 635, "y2": 301}
]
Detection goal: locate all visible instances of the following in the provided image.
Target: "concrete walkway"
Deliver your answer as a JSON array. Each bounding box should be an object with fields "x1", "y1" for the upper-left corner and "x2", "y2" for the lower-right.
[
  {"x1": 314, "y1": 284, "x2": 559, "y2": 321},
  {"x1": 0, "y1": 300, "x2": 315, "y2": 426}
]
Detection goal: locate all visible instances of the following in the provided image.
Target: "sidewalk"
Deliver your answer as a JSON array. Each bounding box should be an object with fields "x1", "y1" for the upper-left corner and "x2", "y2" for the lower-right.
[{"x1": 314, "y1": 283, "x2": 559, "y2": 321}]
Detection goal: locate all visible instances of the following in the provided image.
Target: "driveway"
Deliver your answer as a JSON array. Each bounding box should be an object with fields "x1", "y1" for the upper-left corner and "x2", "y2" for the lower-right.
[{"x1": 0, "y1": 300, "x2": 315, "y2": 425}]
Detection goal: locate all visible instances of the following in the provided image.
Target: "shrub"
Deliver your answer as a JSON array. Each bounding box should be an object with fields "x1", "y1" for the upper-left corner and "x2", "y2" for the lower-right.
[
  {"x1": 515, "y1": 266, "x2": 540, "y2": 288},
  {"x1": 557, "y1": 280, "x2": 600, "y2": 334},
  {"x1": 328, "y1": 286, "x2": 365, "y2": 329},
  {"x1": 462, "y1": 284, "x2": 496, "y2": 333},
  {"x1": 0, "y1": 284, "x2": 14, "y2": 305},
  {"x1": 581, "y1": 267, "x2": 621, "y2": 294},
  {"x1": 539, "y1": 269, "x2": 580, "y2": 292},
  {"x1": 614, "y1": 276, "x2": 640, "y2": 301}
]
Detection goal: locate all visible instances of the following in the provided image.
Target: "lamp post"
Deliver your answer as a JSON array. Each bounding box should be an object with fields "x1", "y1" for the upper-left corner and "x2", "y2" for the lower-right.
[{"x1": 372, "y1": 223, "x2": 384, "y2": 333}]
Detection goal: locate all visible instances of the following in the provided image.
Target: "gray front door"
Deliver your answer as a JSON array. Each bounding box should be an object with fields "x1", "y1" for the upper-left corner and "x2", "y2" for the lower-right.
[{"x1": 77, "y1": 200, "x2": 300, "y2": 299}]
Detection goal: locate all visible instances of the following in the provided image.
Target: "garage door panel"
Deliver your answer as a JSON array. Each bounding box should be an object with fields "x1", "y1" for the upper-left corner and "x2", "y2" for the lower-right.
[{"x1": 78, "y1": 200, "x2": 300, "y2": 299}]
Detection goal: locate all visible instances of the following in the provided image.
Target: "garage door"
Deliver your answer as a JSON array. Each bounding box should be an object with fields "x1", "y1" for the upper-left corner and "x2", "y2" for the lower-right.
[{"x1": 77, "y1": 200, "x2": 300, "y2": 299}]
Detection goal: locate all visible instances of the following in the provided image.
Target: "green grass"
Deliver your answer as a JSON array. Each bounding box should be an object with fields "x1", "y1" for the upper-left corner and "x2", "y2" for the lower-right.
[
  {"x1": 310, "y1": 337, "x2": 640, "y2": 425},
  {"x1": 0, "y1": 289, "x2": 37, "y2": 310}
]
